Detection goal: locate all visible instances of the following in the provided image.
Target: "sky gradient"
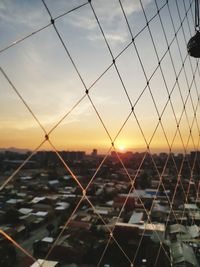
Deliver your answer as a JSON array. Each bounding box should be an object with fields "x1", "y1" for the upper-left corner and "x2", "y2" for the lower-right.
[{"x1": 0, "y1": 0, "x2": 199, "y2": 154}]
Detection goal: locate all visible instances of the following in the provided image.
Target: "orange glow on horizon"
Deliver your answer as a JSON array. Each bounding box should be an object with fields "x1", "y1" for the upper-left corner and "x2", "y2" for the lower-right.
[{"x1": 0, "y1": 127, "x2": 198, "y2": 155}]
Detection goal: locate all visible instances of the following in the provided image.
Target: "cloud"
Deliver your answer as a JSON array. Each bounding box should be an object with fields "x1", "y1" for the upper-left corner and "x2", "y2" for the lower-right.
[
  {"x1": 68, "y1": 15, "x2": 97, "y2": 30},
  {"x1": 67, "y1": 0, "x2": 152, "y2": 28},
  {"x1": 122, "y1": 0, "x2": 152, "y2": 14},
  {"x1": 65, "y1": 0, "x2": 152, "y2": 46},
  {"x1": 88, "y1": 32, "x2": 128, "y2": 46},
  {"x1": 91, "y1": 0, "x2": 152, "y2": 22},
  {"x1": 0, "y1": 0, "x2": 47, "y2": 28},
  {"x1": 0, "y1": 0, "x2": 152, "y2": 49}
]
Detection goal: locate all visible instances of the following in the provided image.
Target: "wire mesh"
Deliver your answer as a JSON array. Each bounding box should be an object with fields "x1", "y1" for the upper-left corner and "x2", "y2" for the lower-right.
[{"x1": 0, "y1": 0, "x2": 199, "y2": 267}]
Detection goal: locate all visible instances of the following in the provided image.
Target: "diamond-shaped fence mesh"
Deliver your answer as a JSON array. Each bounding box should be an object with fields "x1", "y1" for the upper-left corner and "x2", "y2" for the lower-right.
[{"x1": 0, "y1": 0, "x2": 200, "y2": 267}]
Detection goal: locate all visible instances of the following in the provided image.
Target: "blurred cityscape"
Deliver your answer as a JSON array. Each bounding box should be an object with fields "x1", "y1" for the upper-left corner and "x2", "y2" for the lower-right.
[{"x1": 0, "y1": 149, "x2": 199, "y2": 267}]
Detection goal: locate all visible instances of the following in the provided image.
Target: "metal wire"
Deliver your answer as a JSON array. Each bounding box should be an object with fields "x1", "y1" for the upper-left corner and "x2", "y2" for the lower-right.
[
  {"x1": 195, "y1": 0, "x2": 200, "y2": 30},
  {"x1": 0, "y1": 0, "x2": 199, "y2": 266}
]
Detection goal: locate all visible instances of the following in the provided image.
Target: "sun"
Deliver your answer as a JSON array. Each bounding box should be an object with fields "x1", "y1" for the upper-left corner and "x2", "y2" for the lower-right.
[{"x1": 118, "y1": 145, "x2": 125, "y2": 152}]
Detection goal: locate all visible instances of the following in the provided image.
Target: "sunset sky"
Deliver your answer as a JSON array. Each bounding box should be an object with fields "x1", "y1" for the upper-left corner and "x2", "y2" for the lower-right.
[{"x1": 0, "y1": 0, "x2": 199, "y2": 154}]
